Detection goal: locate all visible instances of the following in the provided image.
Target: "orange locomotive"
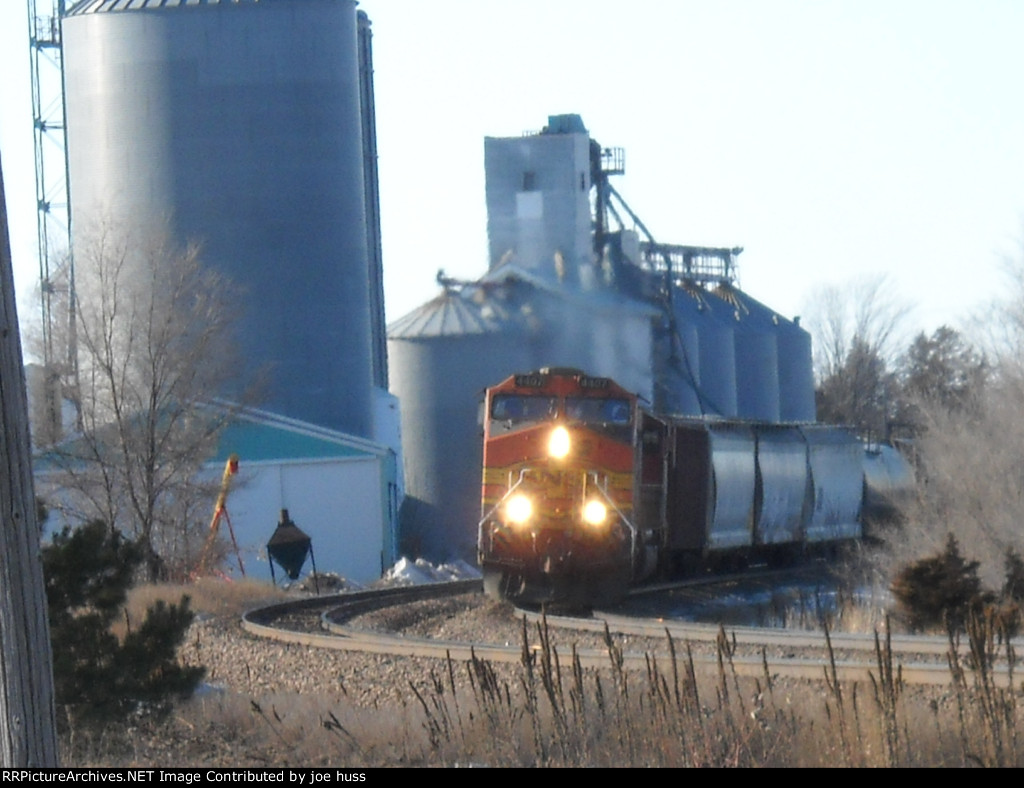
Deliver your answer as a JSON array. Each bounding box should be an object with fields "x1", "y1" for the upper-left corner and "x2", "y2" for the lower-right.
[
  {"x1": 479, "y1": 368, "x2": 916, "y2": 608},
  {"x1": 478, "y1": 368, "x2": 655, "y2": 606}
]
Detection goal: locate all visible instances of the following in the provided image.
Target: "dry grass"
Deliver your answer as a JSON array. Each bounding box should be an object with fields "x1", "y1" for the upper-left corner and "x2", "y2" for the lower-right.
[
  {"x1": 134, "y1": 576, "x2": 290, "y2": 618},
  {"x1": 67, "y1": 587, "x2": 1024, "y2": 768},
  {"x1": 109, "y1": 577, "x2": 289, "y2": 640}
]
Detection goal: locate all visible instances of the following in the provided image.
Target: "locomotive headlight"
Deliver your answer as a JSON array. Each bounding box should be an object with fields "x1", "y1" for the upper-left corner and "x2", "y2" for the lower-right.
[
  {"x1": 505, "y1": 494, "x2": 533, "y2": 527},
  {"x1": 582, "y1": 499, "x2": 608, "y2": 527},
  {"x1": 548, "y1": 425, "x2": 571, "y2": 459}
]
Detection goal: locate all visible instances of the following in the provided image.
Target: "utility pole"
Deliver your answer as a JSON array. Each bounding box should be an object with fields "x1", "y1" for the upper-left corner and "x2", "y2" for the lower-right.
[{"x1": 0, "y1": 152, "x2": 59, "y2": 766}]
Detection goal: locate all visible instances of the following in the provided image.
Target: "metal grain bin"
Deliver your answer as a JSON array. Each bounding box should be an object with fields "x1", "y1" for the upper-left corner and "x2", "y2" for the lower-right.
[
  {"x1": 63, "y1": 0, "x2": 376, "y2": 438},
  {"x1": 658, "y1": 287, "x2": 703, "y2": 417},
  {"x1": 717, "y1": 287, "x2": 781, "y2": 423},
  {"x1": 531, "y1": 286, "x2": 657, "y2": 406},
  {"x1": 693, "y1": 290, "x2": 739, "y2": 419},
  {"x1": 776, "y1": 315, "x2": 816, "y2": 422},
  {"x1": 388, "y1": 286, "x2": 531, "y2": 562}
]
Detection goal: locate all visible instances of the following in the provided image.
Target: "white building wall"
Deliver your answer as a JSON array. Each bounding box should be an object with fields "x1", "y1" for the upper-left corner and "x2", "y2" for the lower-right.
[{"x1": 221, "y1": 456, "x2": 385, "y2": 584}]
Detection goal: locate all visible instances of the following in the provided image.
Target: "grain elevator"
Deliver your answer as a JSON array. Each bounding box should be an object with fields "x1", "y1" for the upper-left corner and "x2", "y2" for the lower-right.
[{"x1": 389, "y1": 115, "x2": 815, "y2": 562}]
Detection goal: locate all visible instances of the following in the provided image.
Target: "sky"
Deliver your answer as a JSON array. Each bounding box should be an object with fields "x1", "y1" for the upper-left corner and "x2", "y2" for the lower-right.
[{"x1": 3, "y1": 0, "x2": 1024, "y2": 358}]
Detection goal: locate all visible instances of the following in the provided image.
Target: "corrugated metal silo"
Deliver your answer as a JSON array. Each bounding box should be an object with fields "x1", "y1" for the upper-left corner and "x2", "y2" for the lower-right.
[
  {"x1": 388, "y1": 287, "x2": 531, "y2": 562},
  {"x1": 63, "y1": 0, "x2": 376, "y2": 438},
  {"x1": 661, "y1": 287, "x2": 704, "y2": 416},
  {"x1": 775, "y1": 316, "x2": 816, "y2": 422},
  {"x1": 716, "y1": 287, "x2": 781, "y2": 422},
  {"x1": 527, "y1": 285, "x2": 656, "y2": 405},
  {"x1": 693, "y1": 290, "x2": 739, "y2": 418}
]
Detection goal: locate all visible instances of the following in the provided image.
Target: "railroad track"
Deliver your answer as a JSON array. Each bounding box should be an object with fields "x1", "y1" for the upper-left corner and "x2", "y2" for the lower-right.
[{"x1": 241, "y1": 580, "x2": 1023, "y2": 688}]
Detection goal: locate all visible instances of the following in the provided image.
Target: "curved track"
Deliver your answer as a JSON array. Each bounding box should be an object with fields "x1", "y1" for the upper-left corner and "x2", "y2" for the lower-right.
[{"x1": 241, "y1": 580, "x2": 1021, "y2": 687}]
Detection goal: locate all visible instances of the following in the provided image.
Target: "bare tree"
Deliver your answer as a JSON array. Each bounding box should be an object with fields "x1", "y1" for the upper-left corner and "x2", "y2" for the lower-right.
[
  {"x1": 974, "y1": 242, "x2": 1024, "y2": 393},
  {"x1": 39, "y1": 222, "x2": 252, "y2": 580},
  {"x1": 803, "y1": 274, "x2": 911, "y2": 435},
  {"x1": 0, "y1": 154, "x2": 58, "y2": 765},
  {"x1": 804, "y1": 274, "x2": 912, "y2": 384}
]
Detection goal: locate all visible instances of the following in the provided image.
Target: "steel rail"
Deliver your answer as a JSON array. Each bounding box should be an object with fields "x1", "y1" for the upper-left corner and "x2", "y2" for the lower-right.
[{"x1": 241, "y1": 581, "x2": 1021, "y2": 688}]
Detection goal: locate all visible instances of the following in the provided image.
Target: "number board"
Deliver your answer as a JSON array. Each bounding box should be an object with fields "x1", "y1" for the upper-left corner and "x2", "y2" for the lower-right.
[
  {"x1": 578, "y1": 375, "x2": 610, "y2": 390},
  {"x1": 514, "y1": 373, "x2": 548, "y2": 388}
]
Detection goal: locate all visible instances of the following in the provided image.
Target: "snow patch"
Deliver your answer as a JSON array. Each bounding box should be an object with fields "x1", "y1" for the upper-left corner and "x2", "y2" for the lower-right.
[{"x1": 381, "y1": 557, "x2": 481, "y2": 586}]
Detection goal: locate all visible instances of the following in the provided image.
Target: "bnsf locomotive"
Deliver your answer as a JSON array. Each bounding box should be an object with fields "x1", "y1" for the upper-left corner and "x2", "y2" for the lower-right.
[{"x1": 478, "y1": 368, "x2": 911, "y2": 607}]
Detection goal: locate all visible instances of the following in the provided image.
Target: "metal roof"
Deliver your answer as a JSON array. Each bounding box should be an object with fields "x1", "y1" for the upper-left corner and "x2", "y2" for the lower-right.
[
  {"x1": 211, "y1": 421, "x2": 371, "y2": 464},
  {"x1": 208, "y1": 406, "x2": 392, "y2": 464},
  {"x1": 66, "y1": 0, "x2": 267, "y2": 15},
  {"x1": 387, "y1": 288, "x2": 521, "y2": 339},
  {"x1": 388, "y1": 265, "x2": 661, "y2": 340}
]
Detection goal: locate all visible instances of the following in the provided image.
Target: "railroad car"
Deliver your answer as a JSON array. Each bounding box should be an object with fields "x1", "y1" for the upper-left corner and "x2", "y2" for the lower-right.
[{"x1": 478, "y1": 368, "x2": 912, "y2": 607}]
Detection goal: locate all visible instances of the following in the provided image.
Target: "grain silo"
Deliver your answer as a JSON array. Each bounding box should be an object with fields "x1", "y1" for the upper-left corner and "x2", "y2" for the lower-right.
[
  {"x1": 719, "y1": 287, "x2": 781, "y2": 423},
  {"x1": 693, "y1": 291, "x2": 739, "y2": 418},
  {"x1": 63, "y1": 0, "x2": 377, "y2": 439},
  {"x1": 776, "y1": 315, "x2": 816, "y2": 422},
  {"x1": 388, "y1": 283, "x2": 532, "y2": 561},
  {"x1": 661, "y1": 286, "x2": 707, "y2": 416},
  {"x1": 523, "y1": 282, "x2": 656, "y2": 404}
]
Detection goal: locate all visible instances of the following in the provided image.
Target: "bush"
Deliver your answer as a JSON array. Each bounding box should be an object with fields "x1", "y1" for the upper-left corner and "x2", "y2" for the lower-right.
[
  {"x1": 890, "y1": 533, "x2": 990, "y2": 631},
  {"x1": 42, "y1": 520, "x2": 205, "y2": 725}
]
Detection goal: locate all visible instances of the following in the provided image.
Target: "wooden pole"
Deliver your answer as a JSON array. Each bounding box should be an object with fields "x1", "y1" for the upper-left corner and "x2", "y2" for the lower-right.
[{"x1": 0, "y1": 153, "x2": 59, "y2": 765}]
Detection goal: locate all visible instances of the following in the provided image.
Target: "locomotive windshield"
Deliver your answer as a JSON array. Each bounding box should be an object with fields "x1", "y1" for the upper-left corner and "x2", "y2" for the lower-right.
[
  {"x1": 565, "y1": 397, "x2": 632, "y2": 425},
  {"x1": 491, "y1": 394, "x2": 557, "y2": 423}
]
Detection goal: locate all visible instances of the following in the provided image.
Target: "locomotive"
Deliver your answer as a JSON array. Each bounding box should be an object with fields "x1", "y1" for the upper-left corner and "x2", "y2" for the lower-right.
[{"x1": 478, "y1": 367, "x2": 912, "y2": 607}]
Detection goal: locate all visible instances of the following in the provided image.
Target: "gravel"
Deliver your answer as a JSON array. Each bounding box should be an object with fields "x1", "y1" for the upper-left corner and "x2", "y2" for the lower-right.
[{"x1": 180, "y1": 589, "x2": 617, "y2": 709}]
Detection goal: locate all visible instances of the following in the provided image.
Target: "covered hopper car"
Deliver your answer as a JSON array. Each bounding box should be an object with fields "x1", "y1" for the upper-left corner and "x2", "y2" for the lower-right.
[{"x1": 478, "y1": 368, "x2": 912, "y2": 607}]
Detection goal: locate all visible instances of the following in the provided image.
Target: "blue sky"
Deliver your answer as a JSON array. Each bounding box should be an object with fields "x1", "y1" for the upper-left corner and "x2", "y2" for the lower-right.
[{"x1": 3, "y1": 0, "x2": 1024, "y2": 355}]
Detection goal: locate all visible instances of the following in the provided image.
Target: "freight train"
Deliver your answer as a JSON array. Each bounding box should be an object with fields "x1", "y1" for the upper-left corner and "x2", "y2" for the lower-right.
[{"x1": 478, "y1": 368, "x2": 913, "y2": 607}]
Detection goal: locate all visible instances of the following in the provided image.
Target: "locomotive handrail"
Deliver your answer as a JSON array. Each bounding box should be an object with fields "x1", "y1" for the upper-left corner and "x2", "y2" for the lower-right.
[
  {"x1": 476, "y1": 467, "x2": 532, "y2": 547},
  {"x1": 585, "y1": 470, "x2": 642, "y2": 575},
  {"x1": 584, "y1": 471, "x2": 633, "y2": 526},
  {"x1": 479, "y1": 464, "x2": 644, "y2": 573}
]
